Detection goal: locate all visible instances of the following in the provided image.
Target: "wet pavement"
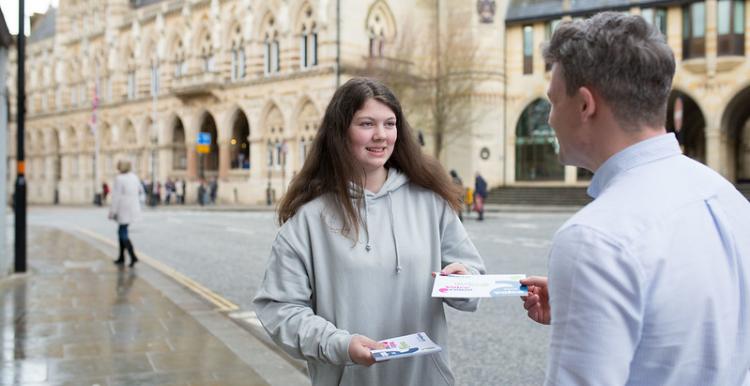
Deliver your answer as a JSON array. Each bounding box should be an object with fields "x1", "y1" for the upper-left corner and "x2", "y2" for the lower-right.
[{"x1": 0, "y1": 227, "x2": 308, "y2": 386}]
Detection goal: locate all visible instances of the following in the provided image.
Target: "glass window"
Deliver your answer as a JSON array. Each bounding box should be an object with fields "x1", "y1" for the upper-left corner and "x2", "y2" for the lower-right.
[
  {"x1": 127, "y1": 71, "x2": 136, "y2": 100},
  {"x1": 264, "y1": 40, "x2": 271, "y2": 74},
  {"x1": 717, "y1": 0, "x2": 745, "y2": 55},
  {"x1": 273, "y1": 40, "x2": 281, "y2": 72},
  {"x1": 643, "y1": 8, "x2": 668, "y2": 35},
  {"x1": 641, "y1": 8, "x2": 654, "y2": 25},
  {"x1": 734, "y1": 0, "x2": 745, "y2": 34},
  {"x1": 545, "y1": 20, "x2": 560, "y2": 71},
  {"x1": 683, "y1": 2, "x2": 706, "y2": 59},
  {"x1": 523, "y1": 25, "x2": 534, "y2": 75},
  {"x1": 150, "y1": 64, "x2": 159, "y2": 96},
  {"x1": 692, "y1": 2, "x2": 706, "y2": 37},
  {"x1": 239, "y1": 48, "x2": 246, "y2": 78},
  {"x1": 515, "y1": 99, "x2": 564, "y2": 181},
  {"x1": 312, "y1": 32, "x2": 318, "y2": 65},
  {"x1": 718, "y1": 0, "x2": 731, "y2": 35},
  {"x1": 300, "y1": 32, "x2": 308, "y2": 68}
]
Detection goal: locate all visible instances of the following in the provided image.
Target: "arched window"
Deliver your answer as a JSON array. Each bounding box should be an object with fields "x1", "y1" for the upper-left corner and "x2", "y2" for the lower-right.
[
  {"x1": 230, "y1": 25, "x2": 246, "y2": 81},
  {"x1": 366, "y1": 2, "x2": 395, "y2": 58},
  {"x1": 515, "y1": 99, "x2": 564, "y2": 181},
  {"x1": 230, "y1": 110, "x2": 250, "y2": 169},
  {"x1": 199, "y1": 31, "x2": 215, "y2": 72},
  {"x1": 125, "y1": 49, "x2": 137, "y2": 100},
  {"x1": 667, "y1": 92, "x2": 706, "y2": 164},
  {"x1": 265, "y1": 106, "x2": 285, "y2": 168},
  {"x1": 172, "y1": 118, "x2": 187, "y2": 170},
  {"x1": 299, "y1": 6, "x2": 318, "y2": 68},
  {"x1": 263, "y1": 16, "x2": 281, "y2": 75},
  {"x1": 198, "y1": 113, "x2": 219, "y2": 176},
  {"x1": 173, "y1": 39, "x2": 187, "y2": 78},
  {"x1": 297, "y1": 101, "x2": 319, "y2": 162}
]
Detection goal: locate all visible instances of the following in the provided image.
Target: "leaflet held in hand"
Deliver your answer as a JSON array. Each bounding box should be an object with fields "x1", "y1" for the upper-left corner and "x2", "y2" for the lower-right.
[
  {"x1": 431, "y1": 274, "x2": 528, "y2": 298},
  {"x1": 370, "y1": 332, "x2": 442, "y2": 362}
]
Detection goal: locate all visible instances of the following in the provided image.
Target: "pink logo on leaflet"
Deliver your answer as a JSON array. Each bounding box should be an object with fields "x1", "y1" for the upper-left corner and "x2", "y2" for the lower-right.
[{"x1": 440, "y1": 285, "x2": 471, "y2": 293}]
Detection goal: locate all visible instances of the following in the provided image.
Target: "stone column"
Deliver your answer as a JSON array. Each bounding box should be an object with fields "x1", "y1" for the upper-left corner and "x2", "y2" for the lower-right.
[
  {"x1": 705, "y1": 125, "x2": 723, "y2": 175},
  {"x1": 186, "y1": 143, "x2": 198, "y2": 180},
  {"x1": 705, "y1": 0, "x2": 718, "y2": 75},
  {"x1": 564, "y1": 165, "x2": 577, "y2": 184},
  {"x1": 218, "y1": 140, "x2": 230, "y2": 179}
]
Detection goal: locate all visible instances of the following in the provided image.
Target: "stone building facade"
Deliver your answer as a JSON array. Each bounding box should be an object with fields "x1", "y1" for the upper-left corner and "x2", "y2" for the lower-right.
[
  {"x1": 6, "y1": 0, "x2": 505, "y2": 205},
  {"x1": 505, "y1": 0, "x2": 750, "y2": 186},
  {"x1": 5, "y1": 0, "x2": 749, "y2": 205}
]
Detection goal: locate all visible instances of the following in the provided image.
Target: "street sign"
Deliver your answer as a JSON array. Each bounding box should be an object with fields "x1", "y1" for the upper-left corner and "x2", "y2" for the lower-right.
[
  {"x1": 197, "y1": 132, "x2": 211, "y2": 144},
  {"x1": 197, "y1": 132, "x2": 211, "y2": 154}
]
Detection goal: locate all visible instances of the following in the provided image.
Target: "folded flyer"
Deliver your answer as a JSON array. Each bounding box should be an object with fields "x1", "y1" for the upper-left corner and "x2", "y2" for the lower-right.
[
  {"x1": 370, "y1": 332, "x2": 442, "y2": 362},
  {"x1": 431, "y1": 274, "x2": 528, "y2": 298}
]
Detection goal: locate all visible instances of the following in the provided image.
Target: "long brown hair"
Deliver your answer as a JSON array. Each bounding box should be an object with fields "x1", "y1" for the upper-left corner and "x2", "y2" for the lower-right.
[{"x1": 277, "y1": 78, "x2": 461, "y2": 237}]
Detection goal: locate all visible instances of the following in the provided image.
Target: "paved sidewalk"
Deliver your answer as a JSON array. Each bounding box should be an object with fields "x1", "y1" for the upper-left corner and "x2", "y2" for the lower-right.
[{"x1": 0, "y1": 227, "x2": 308, "y2": 386}]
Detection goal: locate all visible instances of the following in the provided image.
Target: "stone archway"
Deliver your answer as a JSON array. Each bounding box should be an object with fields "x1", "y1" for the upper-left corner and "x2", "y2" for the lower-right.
[
  {"x1": 514, "y1": 99, "x2": 564, "y2": 181},
  {"x1": 721, "y1": 86, "x2": 750, "y2": 183},
  {"x1": 198, "y1": 112, "x2": 219, "y2": 177},
  {"x1": 667, "y1": 91, "x2": 706, "y2": 164},
  {"x1": 230, "y1": 110, "x2": 250, "y2": 170},
  {"x1": 172, "y1": 117, "x2": 187, "y2": 171}
]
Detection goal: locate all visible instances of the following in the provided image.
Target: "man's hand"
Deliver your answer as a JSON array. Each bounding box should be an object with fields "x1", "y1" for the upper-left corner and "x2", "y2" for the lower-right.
[
  {"x1": 520, "y1": 276, "x2": 551, "y2": 325},
  {"x1": 348, "y1": 335, "x2": 385, "y2": 366}
]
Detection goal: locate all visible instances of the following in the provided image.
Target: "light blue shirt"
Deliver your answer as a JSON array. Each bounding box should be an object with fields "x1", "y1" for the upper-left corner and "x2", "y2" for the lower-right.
[{"x1": 546, "y1": 133, "x2": 750, "y2": 386}]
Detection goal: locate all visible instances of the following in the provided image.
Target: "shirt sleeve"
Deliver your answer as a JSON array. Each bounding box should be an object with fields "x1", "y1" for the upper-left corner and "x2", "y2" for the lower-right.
[
  {"x1": 439, "y1": 199, "x2": 487, "y2": 311},
  {"x1": 545, "y1": 224, "x2": 645, "y2": 386},
  {"x1": 252, "y1": 231, "x2": 353, "y2": 366}
]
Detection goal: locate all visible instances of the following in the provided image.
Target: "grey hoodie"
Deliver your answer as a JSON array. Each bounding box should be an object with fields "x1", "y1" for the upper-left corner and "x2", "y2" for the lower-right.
[{"x1": 253, "y1": 169, "x2": 486, "y2": 386}]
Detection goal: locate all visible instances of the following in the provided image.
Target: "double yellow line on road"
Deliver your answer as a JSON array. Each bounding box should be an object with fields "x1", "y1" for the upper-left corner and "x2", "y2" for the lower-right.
[{"x1": 76, "y1": 227, "x2": 239, "y2": 312}]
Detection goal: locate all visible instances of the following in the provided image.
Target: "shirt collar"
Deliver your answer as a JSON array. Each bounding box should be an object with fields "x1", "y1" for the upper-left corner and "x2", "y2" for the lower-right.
[{"x1": 587, "y1": 133, "x2": 682, "y2": 198}]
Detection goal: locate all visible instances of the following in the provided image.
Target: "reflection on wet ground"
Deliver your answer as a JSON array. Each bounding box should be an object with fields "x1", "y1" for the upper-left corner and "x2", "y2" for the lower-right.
[{"x1": 0, "y1": 227, "x2": 269, "y2": 386}]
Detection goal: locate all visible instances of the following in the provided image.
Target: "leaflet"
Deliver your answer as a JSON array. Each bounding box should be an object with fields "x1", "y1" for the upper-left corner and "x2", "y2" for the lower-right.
[
  {"x1": 431, "y1": 274, "x2": 528, "y2": 298},
  {"x1": 370, "y1": 332, "x2": 442, "y2": 362}
]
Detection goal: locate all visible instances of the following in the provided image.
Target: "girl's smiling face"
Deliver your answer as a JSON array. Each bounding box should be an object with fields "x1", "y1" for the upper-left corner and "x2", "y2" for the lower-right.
[{"x1": 348, "y1": 98, "x2": 398, "y2": 175}]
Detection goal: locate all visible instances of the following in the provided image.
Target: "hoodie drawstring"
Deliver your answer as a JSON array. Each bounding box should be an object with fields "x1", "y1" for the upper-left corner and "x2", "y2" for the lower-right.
[
  {"x1": 387, "y1": 191, "x2": 402, "y2": 274},
  {"x1": 364, "y1": 195, "x2": 372, "y2": 252}
]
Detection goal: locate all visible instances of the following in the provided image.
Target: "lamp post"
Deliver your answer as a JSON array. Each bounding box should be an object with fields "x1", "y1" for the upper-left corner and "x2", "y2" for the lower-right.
[
  {"x1": 266, "y1": 139, "x2": 272, "y2": 205},
  {"x1": 14, "y1": 0, "x2": 27, "y2": 272},
  {"x1": 91, "y1": 65, "x2": 101, "y2": 206},
  {"x1": 150, "y1": 58, "x2": 159, "y2": 206}
]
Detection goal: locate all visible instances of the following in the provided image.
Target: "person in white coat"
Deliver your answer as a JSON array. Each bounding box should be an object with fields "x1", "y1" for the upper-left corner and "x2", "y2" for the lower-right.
[
  {"x1": 109, "y1": 160, "x2": 143, "y2": 267},
  {"x1": 253, "y1": 78, "x2": 486, "y2": 386}
]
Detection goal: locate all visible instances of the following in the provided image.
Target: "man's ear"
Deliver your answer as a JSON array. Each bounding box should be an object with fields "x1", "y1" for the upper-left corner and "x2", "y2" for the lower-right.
[{"x1": 578, "y1": 86, "x2": 596, "y2": 122}]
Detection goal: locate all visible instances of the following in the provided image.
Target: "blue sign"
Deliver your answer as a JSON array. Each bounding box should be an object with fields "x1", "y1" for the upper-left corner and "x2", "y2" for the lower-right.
[{"x1": 197, "y1": 132, "x2": 211, "y2": 145}]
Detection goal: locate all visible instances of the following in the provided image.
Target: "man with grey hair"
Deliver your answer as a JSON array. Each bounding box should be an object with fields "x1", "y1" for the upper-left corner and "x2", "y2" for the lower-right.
[{"x1": 520, "y1": 12, "x2": 750, "y2": 385}]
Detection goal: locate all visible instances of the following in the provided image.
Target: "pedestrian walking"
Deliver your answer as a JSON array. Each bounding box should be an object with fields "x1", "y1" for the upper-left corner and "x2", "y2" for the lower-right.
[
  {"x1": 179, "y1": 178, "x2": 186, "y2": 204},
  {"x1": 520, "y1": 12, "x2": 750, "y2": 385},
  {"x1": 102, "y1": 182, "x2": 109, "y2": 202},
  {"x1": 464, "y1": 186, "x2": 474, "y2": 216},
  {"x1": 449, "y1": 169, "x2": 464, "y2": 221},
  {"x1": 473, "y1": 172, "x2": 487, "y2": 221},
  {"x1": 165, "y1": 178, "x2": 176, "y2": 205},
  {"x1": 197, "y1": 180, "x2": 207, "y2": 206},
  {"x1": 209, "y1": 177, "x2": 218, "y2": 205},
  {"x1": 253, "y1": 78, "x2": 486, "y2": 386},
  {"x1": 108, "y1": 160, "x2": 143, "y2": 267},
  {"x1": 153, "y1": 181, "x2": 162, "y2": 206}
]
